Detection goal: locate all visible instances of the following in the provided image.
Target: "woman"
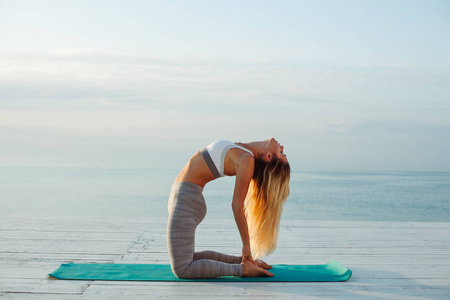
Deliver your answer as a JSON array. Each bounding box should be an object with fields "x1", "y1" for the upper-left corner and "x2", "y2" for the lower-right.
[{"x1": 167, "y1": 138, "x2": 290, "y2": 278}]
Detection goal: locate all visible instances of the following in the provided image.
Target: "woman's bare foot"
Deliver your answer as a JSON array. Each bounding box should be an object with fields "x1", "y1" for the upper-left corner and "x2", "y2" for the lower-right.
[
  {"x1": 255, "y1": 259, "x2": 272, "y2": 269},
  {"x1": 242, "y1": 260, "x2": 274, "y2": 277}
]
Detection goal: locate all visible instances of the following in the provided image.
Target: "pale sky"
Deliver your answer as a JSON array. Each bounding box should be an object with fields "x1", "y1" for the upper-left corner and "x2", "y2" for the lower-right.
[{"x1": 1, "y1": 0, "x2": 449, "y2": 171}]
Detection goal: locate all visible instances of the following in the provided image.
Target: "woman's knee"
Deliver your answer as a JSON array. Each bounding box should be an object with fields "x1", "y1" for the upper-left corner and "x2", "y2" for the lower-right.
[{"x1": 171, "y1": 262, "x2": 193, "y2": 279}]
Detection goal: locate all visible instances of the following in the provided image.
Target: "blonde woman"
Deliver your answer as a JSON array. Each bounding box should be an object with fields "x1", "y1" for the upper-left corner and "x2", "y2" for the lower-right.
[{"x1": 167, "y1": 138, "x2": 290, "y2": 278}]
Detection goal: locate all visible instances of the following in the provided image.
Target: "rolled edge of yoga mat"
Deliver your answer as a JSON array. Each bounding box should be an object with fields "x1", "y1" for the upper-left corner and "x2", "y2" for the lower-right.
[{"x1": 49, "y1": 260, "x2": 352, "y2": 282}]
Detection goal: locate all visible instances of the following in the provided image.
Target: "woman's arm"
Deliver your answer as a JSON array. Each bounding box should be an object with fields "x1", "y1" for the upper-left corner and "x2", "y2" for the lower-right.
[{"x1": 231, "y1": 154, "x2": 254, "y2": 264}]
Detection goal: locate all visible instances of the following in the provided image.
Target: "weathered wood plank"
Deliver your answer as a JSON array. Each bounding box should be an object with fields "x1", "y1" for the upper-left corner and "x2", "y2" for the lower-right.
[
  {"x1": 0, "y1": 241, "x2": 134, "y2": 254},
  {"x1": 0, "y1": 230, "x2": 142, "y2": 242},
  {"x1": 0, "y1": 262, "x2": 64, "y2": 279},
  {"x1": 0, "y1": 278, "x2": 90, "y2": 294},
  {"x1": 0, "y1": 252, "x2": 121, "y2": 263},
  {"x1": 0, "y1": 293, "x2": 14, "y2": 299}
]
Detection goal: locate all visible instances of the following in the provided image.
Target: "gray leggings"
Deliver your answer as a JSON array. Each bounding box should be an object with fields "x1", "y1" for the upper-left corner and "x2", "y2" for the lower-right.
[{"x1": 167, "y1": 182, "x2": 243, "y2": 279}]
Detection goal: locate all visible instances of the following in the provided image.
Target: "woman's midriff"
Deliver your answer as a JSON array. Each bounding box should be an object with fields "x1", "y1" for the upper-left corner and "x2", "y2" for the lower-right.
[{"x1": 174, "y1": 151, "x2": 216, "y2": 187}]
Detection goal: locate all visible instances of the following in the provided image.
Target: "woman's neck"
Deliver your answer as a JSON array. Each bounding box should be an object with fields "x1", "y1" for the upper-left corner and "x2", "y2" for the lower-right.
[{"x1": 237, "y1": 141, "x2": 267, "y2": 159}]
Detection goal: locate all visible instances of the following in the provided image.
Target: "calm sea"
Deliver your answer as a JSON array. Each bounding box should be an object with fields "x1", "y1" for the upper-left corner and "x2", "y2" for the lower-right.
[{"x1": 1, "y1": 167, "x2": 449, "y2": 222}]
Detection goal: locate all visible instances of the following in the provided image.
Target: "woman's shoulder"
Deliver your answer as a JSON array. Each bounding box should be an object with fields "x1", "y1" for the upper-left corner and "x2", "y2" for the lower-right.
[{"x1": 230, "y1": 148, "x2": 254, "y2": 169}]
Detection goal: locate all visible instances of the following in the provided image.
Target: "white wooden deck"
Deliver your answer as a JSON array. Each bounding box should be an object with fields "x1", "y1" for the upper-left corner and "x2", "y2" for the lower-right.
[{"x1": 0, "y1": 215, "x2": 449, "y2": 299}]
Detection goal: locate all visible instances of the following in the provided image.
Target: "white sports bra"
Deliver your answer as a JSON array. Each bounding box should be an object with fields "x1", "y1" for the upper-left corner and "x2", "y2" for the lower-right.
[{"x1": 200, "y1": 140, "x2": 253, "y2": 178}]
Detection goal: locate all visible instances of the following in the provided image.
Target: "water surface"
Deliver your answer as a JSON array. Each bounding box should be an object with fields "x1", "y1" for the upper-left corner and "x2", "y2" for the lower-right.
[{"x1": 1, "y1": 167, "x2": 448, "y2": 222}]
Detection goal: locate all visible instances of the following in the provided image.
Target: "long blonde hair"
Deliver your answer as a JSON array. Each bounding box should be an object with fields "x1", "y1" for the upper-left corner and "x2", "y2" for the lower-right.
[{"x1": 244, "y1": 157, "x2": 290, "y2": 259}]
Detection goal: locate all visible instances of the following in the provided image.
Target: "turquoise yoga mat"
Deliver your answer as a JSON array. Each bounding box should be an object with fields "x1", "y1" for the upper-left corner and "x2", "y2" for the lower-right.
[{"x1": 49, "y1": 260, "x2": 351, "y2": 282}]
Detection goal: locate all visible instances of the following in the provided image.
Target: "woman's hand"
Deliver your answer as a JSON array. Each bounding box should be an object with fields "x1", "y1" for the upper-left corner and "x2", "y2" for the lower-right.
[
  {"x1": 242, "y1": 259, "x2": 274, "y2": 277},
  {"x1": 241, "y1": 245, "x2": 256, "y2": 265}
]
